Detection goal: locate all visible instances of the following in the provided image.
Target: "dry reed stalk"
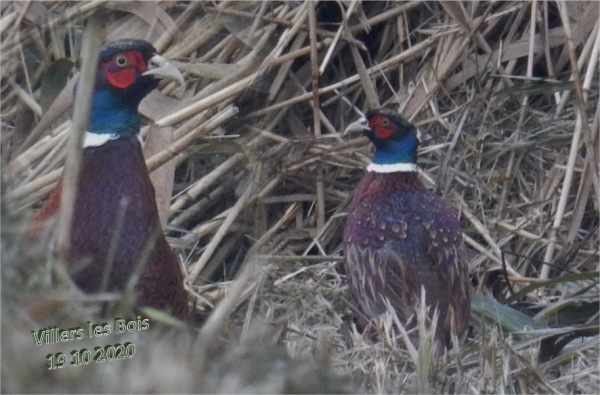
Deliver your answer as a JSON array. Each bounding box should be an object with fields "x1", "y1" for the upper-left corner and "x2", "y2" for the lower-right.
[
  {"x1": 2, "y1": 1, "x2": 599, "y2": 393},
  {"x1": 148, "y1": 105, "x2": 239, "y2": 171},
  {"x1": 187, "y1": 182, "x2": 253, "y2": 283}
]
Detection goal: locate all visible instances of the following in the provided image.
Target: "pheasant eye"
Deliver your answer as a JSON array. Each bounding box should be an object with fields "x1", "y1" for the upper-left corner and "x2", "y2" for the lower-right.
[
  {"x1": 372, "y1": 116, "x2": 393, "y2": 138},
  {"x1": 114, "y1": 54, "x2": 129, "y2": 67}
]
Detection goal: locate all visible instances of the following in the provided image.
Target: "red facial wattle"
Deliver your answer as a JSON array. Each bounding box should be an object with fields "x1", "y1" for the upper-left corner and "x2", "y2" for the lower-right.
[
  {"x1": 369, "y1": 115, "x2": 394, "y2": 139},
  {"x1": 104, "y1": 50, "x2": 147, "y2": 89}
]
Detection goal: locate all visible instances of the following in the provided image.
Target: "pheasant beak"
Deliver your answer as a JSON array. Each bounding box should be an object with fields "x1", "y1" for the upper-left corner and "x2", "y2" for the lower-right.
[
  {"x1": 143, "y1": 54, "x2": 184, "y2": 86},
  {"x1": 344, "y1": 116, "x2": 369, "y2": 135}
]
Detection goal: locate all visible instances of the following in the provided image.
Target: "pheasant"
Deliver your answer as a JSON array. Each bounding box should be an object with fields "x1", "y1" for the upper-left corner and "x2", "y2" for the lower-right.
[
  {"x1": 35, "y1": 39, "x2": 189, "y2": 319},
  {"x1": 343, "y1": 108, "x2": 470, "y2": 348}
]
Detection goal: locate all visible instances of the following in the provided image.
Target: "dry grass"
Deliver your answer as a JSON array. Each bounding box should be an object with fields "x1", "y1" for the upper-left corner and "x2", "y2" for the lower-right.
[{"x1": 1, "y1": 1, "x2": 598, "y2": 393}]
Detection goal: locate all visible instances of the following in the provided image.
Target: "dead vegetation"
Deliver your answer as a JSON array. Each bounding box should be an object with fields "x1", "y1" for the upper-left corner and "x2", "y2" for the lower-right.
[{"x1": 1, "y1": 1, "x2": 598, "y2": 393}]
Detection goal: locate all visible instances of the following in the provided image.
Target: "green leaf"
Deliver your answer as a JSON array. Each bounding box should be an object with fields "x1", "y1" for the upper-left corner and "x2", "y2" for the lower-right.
[
  {"x1": 470, "y1": 294, "x2": 543, "y2": 333},
  {"x1": 139, "y1": 307, "x2": 189, "y2": 329}
]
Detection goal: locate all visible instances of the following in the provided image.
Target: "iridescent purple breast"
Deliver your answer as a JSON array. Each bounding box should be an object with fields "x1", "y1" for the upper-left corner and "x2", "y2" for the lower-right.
[{"x1": 343, "y1": 170, "x2": 470, "y2": 347}]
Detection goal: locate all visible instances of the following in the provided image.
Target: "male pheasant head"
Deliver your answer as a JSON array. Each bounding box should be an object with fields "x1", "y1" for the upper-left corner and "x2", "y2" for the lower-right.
[
  {"x1": 346, "y1": 108, "x2": 419, "y2": 173},
  {"x1": 86, "y1": 39, "x2": 183, "y2": 141}
]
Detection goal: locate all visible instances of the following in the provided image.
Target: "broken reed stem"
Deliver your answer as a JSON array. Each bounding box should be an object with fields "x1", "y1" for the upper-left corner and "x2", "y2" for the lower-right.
[
  {"x1": 147, "y1": 106, "x2": 239, "y2": 171},
  {"x1": 155, "y1": 72, "x2": 253, "y2": 126},
  {"x1": 195, "y1": 253, "x2": 261, "y2": 374},
  {"x1": 170, "y1": 152, "x2": 245, "y2": 213},
  {"x1": 5, "y1": 168, "x2": 62, "y2": 206},
  {"x1": 0, "y1": 1, "x2": 105, "y2": 53},
  {"x1": 246, "y1": 36, "x2": 434, "y2": 119},
  {"x1": 249, "y1": 203, "x2": 298, "y2": 255},
  {"x1": 54, "y1": 16, "x2": 102, "y2": 259},
  {"x1": 541, "y1": 0, "x2": 594, "y2": 281},
  {"x1": 497, "y1": 0, "x2": 536, "y2": 217},
  {"x1": 542, "y1": 111, "x2": 584, "y2": 280},
  {"x1": 186, "y1": 181, "x2": 254, "y2": 284},
  {"x1": 307, "y1": 2, "x2": 325, "y2": 231},
  {"x1": 559, "y1": 2, "x2": 599, "y2": 205}
]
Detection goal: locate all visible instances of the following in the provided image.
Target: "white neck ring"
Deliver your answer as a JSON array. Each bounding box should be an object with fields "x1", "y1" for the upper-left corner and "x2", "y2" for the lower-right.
[
  {"x1": 83, "y1": 132, "x2": 142, "y2": 147},
  {"x1": 366, "y1": 162, "x2": 418, "y2": 173}
]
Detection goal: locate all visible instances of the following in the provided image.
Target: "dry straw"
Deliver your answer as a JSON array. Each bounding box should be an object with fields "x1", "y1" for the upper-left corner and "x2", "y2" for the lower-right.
[{"x1": 2, "y1": 1, "x2": 598, "y2": 393}]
